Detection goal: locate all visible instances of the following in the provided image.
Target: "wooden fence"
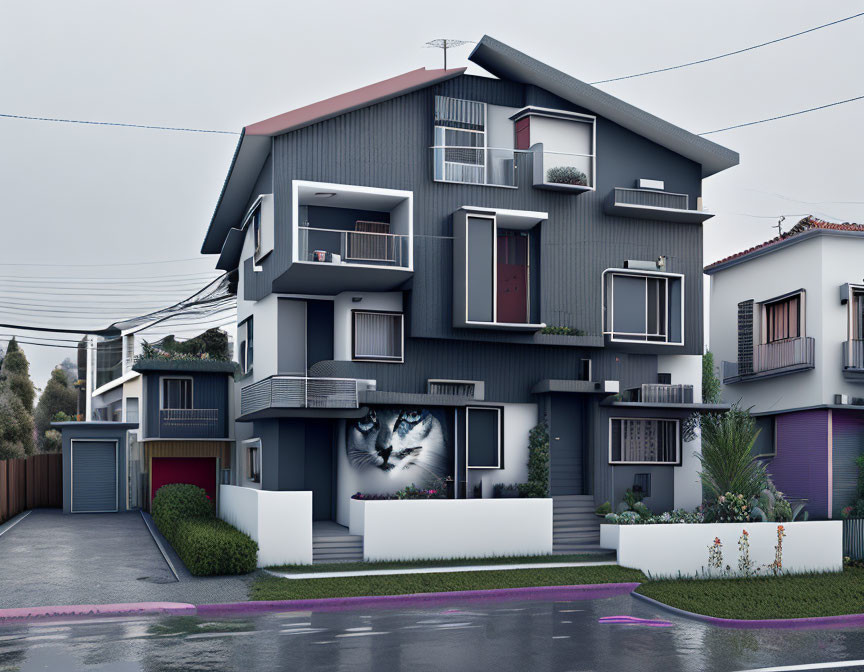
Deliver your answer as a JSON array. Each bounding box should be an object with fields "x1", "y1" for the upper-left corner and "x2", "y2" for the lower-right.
[{"x1": 0, "y1": 453, "x2": 62, "y2": 524}]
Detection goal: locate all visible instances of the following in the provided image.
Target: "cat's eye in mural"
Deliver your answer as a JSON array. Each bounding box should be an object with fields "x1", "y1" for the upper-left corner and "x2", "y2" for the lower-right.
[{"x1": 347, "y1": 407, "x2": 449, "y2": 477}]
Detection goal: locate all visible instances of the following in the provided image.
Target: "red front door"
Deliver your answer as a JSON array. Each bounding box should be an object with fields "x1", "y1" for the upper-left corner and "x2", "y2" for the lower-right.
[
  {"x1": 496, "y1": 231, "x2": 529, "y2": 323},
  {"x1": 151, "y1": 457, "x2": 217, "y2": 503}
]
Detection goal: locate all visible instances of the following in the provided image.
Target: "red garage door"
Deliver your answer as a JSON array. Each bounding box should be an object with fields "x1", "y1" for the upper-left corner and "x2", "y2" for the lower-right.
[{"x1": 151, "y1": 457, "x2": 217, "y2": 503}]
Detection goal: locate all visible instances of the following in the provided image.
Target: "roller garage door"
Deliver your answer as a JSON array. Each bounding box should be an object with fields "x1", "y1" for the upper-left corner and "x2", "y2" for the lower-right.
[{"x1": 71, "y1": 441, "x2": 118, "y2": 513}]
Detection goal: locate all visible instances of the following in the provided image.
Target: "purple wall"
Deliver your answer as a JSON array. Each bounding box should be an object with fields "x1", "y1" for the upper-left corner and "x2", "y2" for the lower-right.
[{"x1": 766, "y1": 410, "x2": 830, "y2": 519}]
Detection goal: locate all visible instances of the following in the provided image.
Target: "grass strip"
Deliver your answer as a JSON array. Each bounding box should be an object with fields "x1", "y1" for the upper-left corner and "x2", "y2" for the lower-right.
[
  {"x1": 267, "y1": 552, "x2": 615, "y2": 574},
  {"x1": 251, "y1": 565, "x2": 645, "y2": 601},
  {"x1": 637, "y1": 567, "x2": 864, "y2": 620}
]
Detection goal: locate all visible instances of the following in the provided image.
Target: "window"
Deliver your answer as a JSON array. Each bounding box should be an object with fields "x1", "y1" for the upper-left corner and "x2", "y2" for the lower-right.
[
  {"x1": 604, "y1": 271, "x2": 683, "y2": 344},
  {"x1": 238, "y1": 317, "x2": 253, "y2": 375},
  {"x1": 853, "y1": 289, "x2": 864, "y2": 341},
  {"x1": 249, "y1": 205, "x2": 262, "y2": 258},
  {"x1": 125, "y1": 397, "x2": 139, "y2": 424},
  {"x1": 467, "y1": 407, "x2": 503, "y2": 468},
  {"x1": 763, "y1": 294, "x2": 801, "y2": 343},
  {"x1": 161, "y1": 378, "x2": 192, "y2": 410},
  {"x1": 246, "y1": 440, "x2": 261, "y2": 484},
  {"x1": 352, "y1": 311, "x2": 403, "y2": 362},
  {"x1": 434, "y1": 96, "x2": 487, "y2": 186},
  {"x1": 609, "y1": 418, "x2": 680, "y2": 464}
]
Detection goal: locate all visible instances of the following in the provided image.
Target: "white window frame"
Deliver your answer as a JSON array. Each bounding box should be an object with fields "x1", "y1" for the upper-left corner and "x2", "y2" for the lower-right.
[
  {"x1": 602, "y1": 268, "x2": 685, "y2": 346},
  {"x1": 465, "y1": 406, "x2": 503, "y2": 470},
  {"x1": 608, "y1": 417, "x2": 681, "y2": 465},
  {"x1": 159, "y1": 376, "x2": 194, "y2": 411},
  {"x1": 243, "y1": 438, "x2": 262, "y2": 485},
  {"x1": 351, "y1": 310, "x2": 404, "y2": 363}
]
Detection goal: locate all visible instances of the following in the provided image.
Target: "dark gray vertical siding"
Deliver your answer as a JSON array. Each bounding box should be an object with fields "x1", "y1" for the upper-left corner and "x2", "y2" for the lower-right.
[{"x1": 144, "y1": 372, "x2": 230, "y2": 439}]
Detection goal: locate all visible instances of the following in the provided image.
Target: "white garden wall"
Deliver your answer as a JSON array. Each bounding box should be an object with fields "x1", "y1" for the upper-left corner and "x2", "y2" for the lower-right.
[
  {"x1": 353, "y1": 498, "x2": 553, "y2": 561},
  {"x1": 219, "y1": 485, "x2": 313, "y2": 566},
  {"x1": 600, "y1": 521, "x2": 842, "y2": 578}
]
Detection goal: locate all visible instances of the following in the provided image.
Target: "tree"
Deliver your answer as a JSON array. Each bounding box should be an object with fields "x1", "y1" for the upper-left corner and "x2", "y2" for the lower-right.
[
  {"x1": 702, "y1": 351, "x2": 722, "y2": 404},
  {"x1": 59, "y1": 358, "x2": 78, "y2": 386},
  {"x1": 35, "y1": 367, "x2": 77, "y2": 452},
  {"x1": 697, "y1": 405, "x2": 766, "y2": 502},
  {"x1": 520, "y1": 421, "x2": 550, "y2": 498},
  {"x1": 0, "y1": 338, "x2": 35, "y2": 457}
]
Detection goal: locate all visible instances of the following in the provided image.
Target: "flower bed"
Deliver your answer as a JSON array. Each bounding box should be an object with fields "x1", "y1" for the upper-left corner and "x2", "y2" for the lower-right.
[{"x1": 600, "y1": 521, "x2": 842, "y2": 579}]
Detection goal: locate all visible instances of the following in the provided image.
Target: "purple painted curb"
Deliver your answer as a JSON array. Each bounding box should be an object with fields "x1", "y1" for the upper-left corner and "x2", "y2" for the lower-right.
[
  {"x1": 633, "y1": 592, "x2": 864, "y2": 630},
  {"x1": 196, "y1": 583, "x2": 642, "y2": 616},
  {"x1": 0, "y1": 602, "x2": 196, "y2": 624}
]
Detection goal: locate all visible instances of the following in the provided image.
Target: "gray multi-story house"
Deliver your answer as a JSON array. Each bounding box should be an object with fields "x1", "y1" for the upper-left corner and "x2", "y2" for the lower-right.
[{"x1": 201, "y1": 36, "x2": 737, "y2": 557}]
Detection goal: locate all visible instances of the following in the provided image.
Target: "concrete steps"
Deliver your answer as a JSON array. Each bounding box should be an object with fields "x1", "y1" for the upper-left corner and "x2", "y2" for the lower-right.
[
  {"x1": 313, "y1": 533, "x2": 364, "y2": 563},
  {"x1": 552, "y1": 495, "x2": 602, "y2": 555}
]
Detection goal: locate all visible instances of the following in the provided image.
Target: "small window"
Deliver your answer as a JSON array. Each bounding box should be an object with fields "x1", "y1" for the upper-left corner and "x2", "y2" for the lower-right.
[
  {"x1": 352, "y1": 311, "x2": 403, "y2": 362},
  {"x1": 161, "y1": 378, "x2": 193, "y2": 410},
  {"x1": 246, "y1": 440, "x2": 261, "y2": 483},
  {"x1": 609, "y1": 418, "x2": 679, "y2": 465},
  {"x1": 238, "y1": 317, "x2": 253, "y2": 375},
  {"x1": 467, "y1": 407, "x2": 503, "y2": 469},
  {"x1": 604, "y1": 271, "x2": 683, "y2": 345},
  {"x1": 763, "y1": 294, "x2": 801, "y2": 343},
  {"x1": 250, "y1": 205, "x2": 262, "y2": 258}
]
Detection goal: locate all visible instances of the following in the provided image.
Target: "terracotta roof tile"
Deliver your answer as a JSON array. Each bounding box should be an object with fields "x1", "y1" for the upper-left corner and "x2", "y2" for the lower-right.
[{"x1": 705, "y1": 216, "x2": 864, "y2": 271}]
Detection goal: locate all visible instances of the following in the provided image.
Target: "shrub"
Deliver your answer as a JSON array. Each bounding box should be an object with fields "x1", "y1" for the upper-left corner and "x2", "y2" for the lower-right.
[
  {"x1": 519, "y1": 421, "x2": 550, "y2": 498},
  {"x1": 545, "y1": 166, "x2": 588, "y2": 186},
  {"x1": 698, "y1": 405, "x2": 767, "y2": 502},
  {"x1": 171, "y1": 518, "x2": 258, "y2": 576},
  {"x1": 493, "y1": 483, "x2": 522, "y2": 498},
  {"x1": 595, "y1": 501, "x2": 612, "y2": 516},
  {"x1": 152, "y1": 484, "x2": 213, "y2": 537},
  {"x1": 705, "y1": 492, "x2": 751, "y2": 523},
  {"x1": 539, "y1": 325, "x2": 586, "y2": 336}
]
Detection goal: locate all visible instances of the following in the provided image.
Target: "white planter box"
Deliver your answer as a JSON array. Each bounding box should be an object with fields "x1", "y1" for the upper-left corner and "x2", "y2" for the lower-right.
[
  {"x1": 600, "y1": 521, "x2": 842, "y2": 578},
  {"x1": 352, "y1": 498, "x2": 553, "y2": 562},
  {"x1": 219, "y1": 485, "x2": 313, "y2": 567}
]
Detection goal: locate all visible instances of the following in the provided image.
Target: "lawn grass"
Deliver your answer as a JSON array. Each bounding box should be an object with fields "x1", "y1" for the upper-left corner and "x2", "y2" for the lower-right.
[
  {"x1": 637, "y1": 566, "x2": 864, "y2": 620},
  {"x1": 251, "y1": 565, "x2": 645, "y2": 601},
  {"x1": 267, "y1": 552, "x2": 615, "y2": 574}
]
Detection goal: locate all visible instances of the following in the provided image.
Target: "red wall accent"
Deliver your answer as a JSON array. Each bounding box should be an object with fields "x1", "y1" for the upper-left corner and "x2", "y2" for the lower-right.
[
  {"x1": 151, "y1": 457, "x2": 217, "y2": 503},
  {"x1": 515, "y1": 117, "x2": 531, "y2": 150}
]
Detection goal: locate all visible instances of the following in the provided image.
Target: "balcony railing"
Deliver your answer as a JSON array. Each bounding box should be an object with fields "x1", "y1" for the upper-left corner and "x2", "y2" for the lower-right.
[
  {"x1": 298, "y1": 227, "x2": 409, "y2": 268},
  {"x1": 534, "y1": 150, "x2": 594, "y2": 190},
  {"x1": 240, "y1": 376, "x2": 359, "y2": 416},
  {"x1": 638, "y1": 384, "x2": 694, "y2": 404},
  {"x1": 158, "y1": 408, "x2": 221, "y2": 438},
  {"x1": 723, "y1": 336, "x2": 815, "y2": 383},
  {"x1": 843, "y1": 339, "x2": 864, "y2": 371},
  {"x1": 432, "y1": 146, "x2": 523, "y2": 187}
]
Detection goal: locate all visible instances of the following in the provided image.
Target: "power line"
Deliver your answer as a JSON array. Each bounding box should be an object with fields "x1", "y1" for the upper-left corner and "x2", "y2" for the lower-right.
[
  {"x1": 743, "y1": 188, "x2": 864, "y2": 207},
  {"x1": 590, "y1": 11, "x2": 864, "y2": 84},
  {"x1": 0, "y1": 256, "x2": 216, "y2": 268},
  {"x1": 0, "y1": 113, "x2": 239, "y2": 136},
  {"x1": 699, "y1": 94, "x2": 864, "y2": 135}
]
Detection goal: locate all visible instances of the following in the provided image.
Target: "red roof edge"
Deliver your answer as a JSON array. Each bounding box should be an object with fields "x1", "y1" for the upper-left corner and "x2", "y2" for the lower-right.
[
  {"x1": 705, "y1": 216, "x2": 864, "y2": 272},
  {"x1": 244, "y1": 67, "x2": 467, "y2": 137}
]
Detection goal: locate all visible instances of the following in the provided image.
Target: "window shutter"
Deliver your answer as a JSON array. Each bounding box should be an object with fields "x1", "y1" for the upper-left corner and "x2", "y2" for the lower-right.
[{"x1": 738, "y1": 299, "x2": 755, "y2": 375}]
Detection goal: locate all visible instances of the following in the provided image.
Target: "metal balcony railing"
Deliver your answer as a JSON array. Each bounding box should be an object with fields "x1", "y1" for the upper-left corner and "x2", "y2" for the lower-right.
[
  {"x1": 240, "y1": 376, "x2": 359, "y2": 416},
  {"x1": 612, "y1": 188, "x2": 689, "y2": 210},
  {"x1": 843, "y1": 339, "x2": 864, "y2": 370},
  {"x1": 298, "y1": 227, "x2": 409, "y2": 268},
  {"x1": 723, "y1": 336, "x2": 815, "y2": 382},
  {"x1": 159, "y1": 409, "x2": 221, "y2": 438},
  {"x1": 432, "y1": 145, "x2": 524, "y2": 187},
  {"x1": 639, "y1": 384, "x2": 694, "y2": 404}
]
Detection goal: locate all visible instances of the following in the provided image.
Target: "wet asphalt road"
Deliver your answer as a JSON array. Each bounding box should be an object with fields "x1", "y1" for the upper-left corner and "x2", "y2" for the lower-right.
[{"x1": 3, "y1": 595, "x2": 864, "y2": 672}]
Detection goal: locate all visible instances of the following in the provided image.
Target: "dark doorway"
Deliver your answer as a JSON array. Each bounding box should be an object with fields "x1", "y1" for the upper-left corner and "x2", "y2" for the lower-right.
[
  {"x1": 549, "y1": 395, "x2": 587, "y2": 496},
  {"x1": 497, "y1": 231, "x2": 529, "y2": 323},
  {"x1": 304, "y1": 421, "x2": 334, "y2": 521}
]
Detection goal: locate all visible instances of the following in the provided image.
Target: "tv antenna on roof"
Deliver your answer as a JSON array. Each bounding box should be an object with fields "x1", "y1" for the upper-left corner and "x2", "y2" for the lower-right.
[
  {"x1": 425, "y1": 39, "x2": 474, "y2": 69},
  {"x1": 773, "y1": 216, "x2": 786, "y2": 237}
]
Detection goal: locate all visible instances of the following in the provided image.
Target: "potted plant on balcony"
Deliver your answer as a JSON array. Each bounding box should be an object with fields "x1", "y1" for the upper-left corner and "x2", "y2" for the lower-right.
[{"x1": 545, "y1": 166, "x2": 588, "y2": 187}]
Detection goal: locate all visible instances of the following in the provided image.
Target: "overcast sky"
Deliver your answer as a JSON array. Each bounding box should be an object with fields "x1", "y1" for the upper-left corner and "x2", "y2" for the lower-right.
[{"x1": 2, "y1": 0, "x2": 863, "y2": 391}]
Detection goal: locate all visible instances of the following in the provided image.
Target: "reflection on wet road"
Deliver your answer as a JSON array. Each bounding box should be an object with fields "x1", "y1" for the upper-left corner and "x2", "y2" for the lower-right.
[{"x1": 2, "y1": 595, "x2": 864, "y2": 671}]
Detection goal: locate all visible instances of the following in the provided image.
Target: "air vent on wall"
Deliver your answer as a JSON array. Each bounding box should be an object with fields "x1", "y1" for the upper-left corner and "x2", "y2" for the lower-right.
[{"x1": 428, "y1": 379, "x2": 484, "y2": 400}]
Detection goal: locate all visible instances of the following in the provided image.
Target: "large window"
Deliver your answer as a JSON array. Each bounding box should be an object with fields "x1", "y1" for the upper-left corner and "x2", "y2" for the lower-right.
[
  {"x1": 352, "y1": 311, "x2": 404, "y2": 362},
  {"x1": 238, "y1": 317, "x2": 253, "y2": 375},
  {"x1": 763, "y1": 294, "x2": 801, "y2": 343},
  {"x1": 609, "y1": 418, "x2": 680, "y2": 465},
  {"x1": 466, "y1": 407, "x2": 503, "y2": 469},
  {"x1": 604, "y1": 271, "x2": 683, "y2": 344},
  {"x1": 161, "y1": 377, "x2": 193, "y2": 410}
]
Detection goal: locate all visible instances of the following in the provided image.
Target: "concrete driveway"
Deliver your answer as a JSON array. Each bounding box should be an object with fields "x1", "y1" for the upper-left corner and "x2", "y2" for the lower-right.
[{"x1": 0, "y1": 509, "x2": 252, "y2": 609}]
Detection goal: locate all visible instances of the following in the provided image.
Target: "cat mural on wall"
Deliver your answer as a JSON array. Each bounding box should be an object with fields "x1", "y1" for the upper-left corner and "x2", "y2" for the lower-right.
[{"x1": 347, "y1": 407, "x2": 449, "y2": 479}]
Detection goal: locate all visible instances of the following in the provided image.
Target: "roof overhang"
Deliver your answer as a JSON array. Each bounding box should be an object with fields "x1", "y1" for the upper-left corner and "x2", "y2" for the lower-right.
[{"x1": 469, "y1": 35, "x2": 739, "y2": 178}]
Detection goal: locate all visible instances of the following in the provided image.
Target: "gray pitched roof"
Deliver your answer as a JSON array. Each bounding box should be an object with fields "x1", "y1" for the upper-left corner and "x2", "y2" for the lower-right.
[{"x1": 469, "y1": 35, "x2": 739, "y2": 177}]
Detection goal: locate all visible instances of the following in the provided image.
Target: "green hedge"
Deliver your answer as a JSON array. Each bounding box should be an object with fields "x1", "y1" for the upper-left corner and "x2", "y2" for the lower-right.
[
  {"x1": 151, "y1": 483, "x2": 257, "y2": 576},
  {"x1": 171, "y1": 518, "x2": 258, "y2": 576}
]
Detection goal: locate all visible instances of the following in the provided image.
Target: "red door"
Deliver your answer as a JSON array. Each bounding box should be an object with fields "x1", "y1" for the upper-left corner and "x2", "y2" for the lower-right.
[
  {"x1": 496, "y1": 231, "x2": 529, "y2": 323},
  {"x1": 151, "y1": 457, "x2": 217, "y2": 503}
]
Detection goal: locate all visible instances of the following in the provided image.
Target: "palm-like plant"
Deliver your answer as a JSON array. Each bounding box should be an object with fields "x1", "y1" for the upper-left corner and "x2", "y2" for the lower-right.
[{"x1": 697, "y1": 406, "x2": 766, "y2": 502}]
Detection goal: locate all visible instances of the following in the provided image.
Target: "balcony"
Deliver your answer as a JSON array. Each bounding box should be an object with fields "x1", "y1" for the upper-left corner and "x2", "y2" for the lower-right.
[
  {"x1": 723, "y1": 336, "x2": 815, "y2": 383},
  {"x1": 298, "y1": 227, "x2": 409, "y2": 269},
  {"x1": 604, "y1": 188, "x2": 714, "y2": 224},
  {"x1": 531, "y1": 145, "x2": 594, "y2": 192},
  {"x1": 622, "y1": 384, "x2": 694, "y2": 404},
  {"x1": 158, "y1": 409, "x2": 223, "y2": 439},
  {"x1": 843, "y1": 340, "x2": 864, "y2": 380},
  {"x1": 433, "y1": 146, "x2": 522, "y2": 188},
  {"x1": 240, "y1": 376, "x2": 359, "y2": 418}
]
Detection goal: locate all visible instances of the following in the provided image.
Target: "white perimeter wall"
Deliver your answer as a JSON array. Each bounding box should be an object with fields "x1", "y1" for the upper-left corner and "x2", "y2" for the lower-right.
[
  {"x1": 356, "y1": 498, "x2": 553, "y2": 561},
  {"x1": 657, "y1": 354, "x2": 703, "y2": 511},
  {"x1": 219, "y1": 485, "x2": 313, "y2": 566},
  {"x1": 601, "y1": 521, "x2": 842, "y2": 578}
]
